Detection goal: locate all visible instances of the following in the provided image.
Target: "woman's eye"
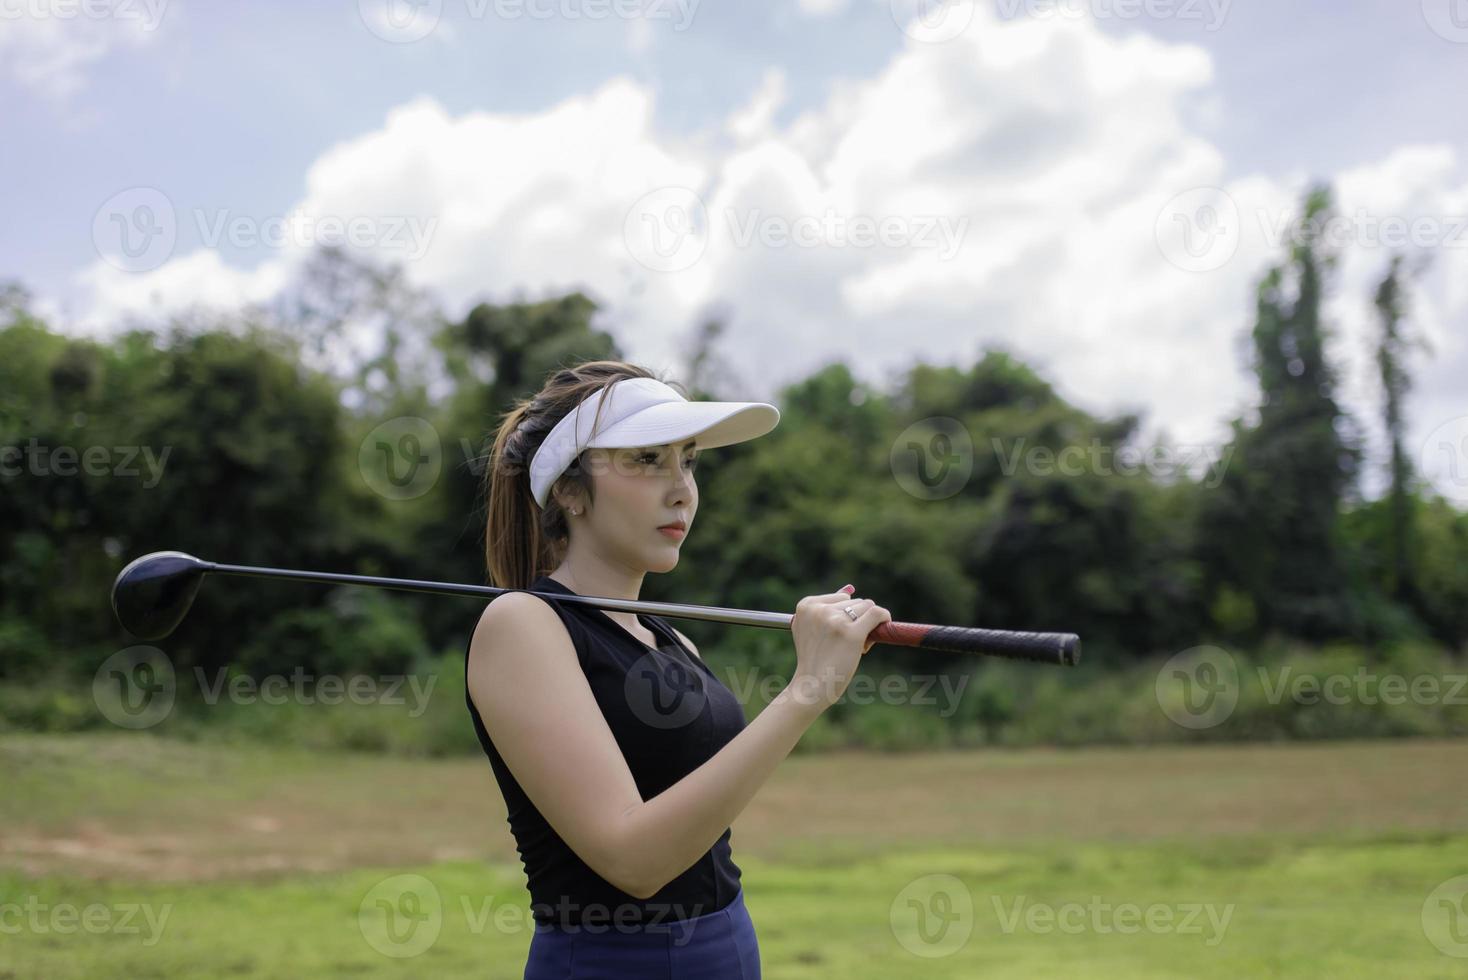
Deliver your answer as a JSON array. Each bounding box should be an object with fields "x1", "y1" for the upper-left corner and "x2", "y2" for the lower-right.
[{"x1": 635, "y1": 451, "x2": 697, "y2": 469}]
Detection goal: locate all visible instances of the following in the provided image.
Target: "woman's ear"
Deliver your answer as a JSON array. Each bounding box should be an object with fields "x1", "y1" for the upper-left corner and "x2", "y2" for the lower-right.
[{"x1": 553, "y1": 489, "x2": 585, "y2": 516}]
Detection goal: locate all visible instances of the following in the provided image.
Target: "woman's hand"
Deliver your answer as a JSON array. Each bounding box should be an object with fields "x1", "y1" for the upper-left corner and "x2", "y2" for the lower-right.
[{"x1": 781, "y1": 584, "x2": 892, "y2": 714}]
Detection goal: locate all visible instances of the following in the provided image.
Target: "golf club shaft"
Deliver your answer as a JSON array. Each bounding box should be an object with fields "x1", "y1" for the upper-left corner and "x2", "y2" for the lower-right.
[{"x1": 200, "y1": 560, "x2": 1079, "y2": 666}]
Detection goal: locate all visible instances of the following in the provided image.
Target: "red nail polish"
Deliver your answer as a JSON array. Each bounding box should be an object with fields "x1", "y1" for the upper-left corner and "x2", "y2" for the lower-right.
[{"x1": 841, "y1": 584, "x2": 855, "y2": 593}]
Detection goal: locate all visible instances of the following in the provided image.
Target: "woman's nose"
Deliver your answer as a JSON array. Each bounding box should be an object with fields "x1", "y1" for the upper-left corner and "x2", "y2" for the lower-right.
[{"x1": 669, "y1": 461, "x2": 694, "y2": 496}]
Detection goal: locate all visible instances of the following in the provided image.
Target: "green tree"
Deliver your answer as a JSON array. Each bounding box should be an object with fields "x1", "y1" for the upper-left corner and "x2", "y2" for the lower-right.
[
  {"x1": 1371, "y1": 253, "x2": 1431, "y2": 604},
  {"x1": 1200, "y1": 184, "x2": 1363, "y2": 642}
]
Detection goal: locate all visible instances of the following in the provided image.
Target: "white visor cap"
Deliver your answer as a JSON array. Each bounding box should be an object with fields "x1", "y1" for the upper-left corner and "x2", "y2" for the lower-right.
[{"x1": 528, "y1": 376, "x2": 781, "y2": 508}]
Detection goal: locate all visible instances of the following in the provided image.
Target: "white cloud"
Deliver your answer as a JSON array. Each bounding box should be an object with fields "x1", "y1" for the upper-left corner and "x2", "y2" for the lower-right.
[
  {"x1": 63, "y1": 1, "x2": 1468, "y2": 495},
  {"x1": 797, "y1": 0, "x2": 850, "y2": 16},
  {"x1": 0, "y1": 0, "x2": 167, "y2": 100},
  {"x1": 1318, "y1": 144, "x2": 1468, "y2": 496},
  {"x1": 725, "y1": 67, "x2": 787, "y2": 144},
  {"x1": 73, "y1": 247, "x2": 292, "y2": 320},
  {"x1": 70, "y1": 78, "x2": 707, "y2": 355}
]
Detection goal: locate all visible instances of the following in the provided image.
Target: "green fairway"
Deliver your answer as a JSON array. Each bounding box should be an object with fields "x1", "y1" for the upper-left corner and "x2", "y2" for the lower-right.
[
  {"x1": 4, "y1": 838, "x2": 1466, "y2": 978},
  {"x1": 4, "y1": 735, "x2": 1468, "y2": 977}
]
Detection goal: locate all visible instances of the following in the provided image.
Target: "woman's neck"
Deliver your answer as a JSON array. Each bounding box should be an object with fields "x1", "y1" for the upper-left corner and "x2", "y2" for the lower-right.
[{"x1": 547, "y1": 563, "x2": 647, "y2": 632}]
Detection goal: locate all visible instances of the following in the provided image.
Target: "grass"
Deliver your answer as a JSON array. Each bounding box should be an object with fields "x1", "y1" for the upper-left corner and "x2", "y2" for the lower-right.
[
  {"x1": 4, "y1": 840, "x2": 1465, "y2": 978},
  {"x1": 3, "y1": 735, "x2": 1468, "y2": 977}
]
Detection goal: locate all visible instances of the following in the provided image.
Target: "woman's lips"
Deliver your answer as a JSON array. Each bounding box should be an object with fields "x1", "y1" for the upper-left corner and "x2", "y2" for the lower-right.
[{"x1": 657, "y1": 526, "x2": 686, "y2": 540}]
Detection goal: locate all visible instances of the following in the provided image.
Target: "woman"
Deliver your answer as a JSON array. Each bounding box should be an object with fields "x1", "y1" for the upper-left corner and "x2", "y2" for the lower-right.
[{"x1": 464, "y1": 359, "x2": 892, "y2": 979}]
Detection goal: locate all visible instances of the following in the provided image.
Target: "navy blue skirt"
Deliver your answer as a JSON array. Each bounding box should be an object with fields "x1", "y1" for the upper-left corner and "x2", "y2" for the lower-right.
[{"x1": 523, "y1": 887, "x2": 761, "y2": 980}]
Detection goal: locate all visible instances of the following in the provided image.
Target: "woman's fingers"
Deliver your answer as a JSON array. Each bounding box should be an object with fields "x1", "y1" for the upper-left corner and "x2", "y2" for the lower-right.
[
  {"x1": 799, "y1": 585, "x2": 862, "y2": 609},
  {"x1": 856, "y1": 603, "x2": 893, "y2": 653}
]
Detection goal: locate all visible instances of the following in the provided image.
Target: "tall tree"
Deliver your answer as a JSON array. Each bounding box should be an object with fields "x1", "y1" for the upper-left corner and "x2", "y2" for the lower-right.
[
  {"x1": 1201, "y1": 184, "x2": 1363, "y2": 641},
  {"x1": 254, "y1": 245, "x2": 444, "y2": 416},
  {"x1": 1372, "y1": 253, "x2": 1430, "y2": 604}
]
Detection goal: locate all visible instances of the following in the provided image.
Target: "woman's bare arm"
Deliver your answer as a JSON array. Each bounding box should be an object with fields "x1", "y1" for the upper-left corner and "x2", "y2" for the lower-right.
[{"x1": 467, "y1": 591, "x2": 822, "y2": 900}]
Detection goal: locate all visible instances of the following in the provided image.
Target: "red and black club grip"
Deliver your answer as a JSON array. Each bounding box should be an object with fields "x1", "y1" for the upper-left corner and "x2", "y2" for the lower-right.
[{"x1": 868, "y1": 621, "x2": 1081, "y2": 666}]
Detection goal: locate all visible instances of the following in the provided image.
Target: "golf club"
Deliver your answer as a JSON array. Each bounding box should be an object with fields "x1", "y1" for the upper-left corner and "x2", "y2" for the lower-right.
[{"x1": 110, "y1": 551, "x2": 1081, "y2": 666}]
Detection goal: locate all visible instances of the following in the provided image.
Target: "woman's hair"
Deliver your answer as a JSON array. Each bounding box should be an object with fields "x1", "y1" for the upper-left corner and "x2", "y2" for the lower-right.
[{"x1": 483, "y1": 359, "x2": 690, "y2": 589}]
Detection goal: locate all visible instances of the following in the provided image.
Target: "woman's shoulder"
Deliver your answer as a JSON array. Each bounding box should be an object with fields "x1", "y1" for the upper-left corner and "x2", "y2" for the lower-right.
[{"x1": 474, "y1": 583, "x2": 581, "y2": 653}]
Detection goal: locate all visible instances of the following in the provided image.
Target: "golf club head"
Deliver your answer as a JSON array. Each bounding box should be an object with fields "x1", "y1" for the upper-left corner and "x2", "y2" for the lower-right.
[{"x1": 111, "y1": 551, "x2": 211, "y2": 640}]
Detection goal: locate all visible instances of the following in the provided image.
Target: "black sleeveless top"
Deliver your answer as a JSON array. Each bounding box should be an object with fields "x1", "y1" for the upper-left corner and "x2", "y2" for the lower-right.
[{"x1": 464, "y1": 574, "x2": 748, "y2": 927}]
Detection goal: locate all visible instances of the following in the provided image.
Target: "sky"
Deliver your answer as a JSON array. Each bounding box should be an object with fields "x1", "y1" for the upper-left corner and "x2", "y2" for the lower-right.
[{"x1": 3, "y1": 0, "x2": 1466, "y2": 501}]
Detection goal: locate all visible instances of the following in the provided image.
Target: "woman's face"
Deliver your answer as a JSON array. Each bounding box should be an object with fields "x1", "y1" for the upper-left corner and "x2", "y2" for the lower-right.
[{"x1": 570, "y1": 439, "x2": 699, "y2": 572}]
